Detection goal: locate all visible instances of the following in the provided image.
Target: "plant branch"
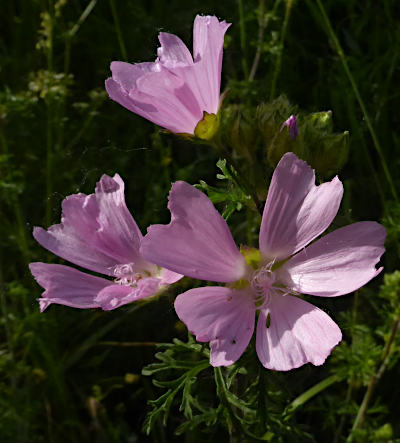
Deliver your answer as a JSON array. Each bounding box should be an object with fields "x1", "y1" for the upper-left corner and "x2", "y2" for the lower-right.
[
  {"x1": 270, "y1": 0, "x2": 294, "y2": 99},
  {"x1": 349, "y1": 316, "x2": 399, "y2": 437},
  {"x1": 249, "y1": 0, "x2": 265, "y2": 81}
]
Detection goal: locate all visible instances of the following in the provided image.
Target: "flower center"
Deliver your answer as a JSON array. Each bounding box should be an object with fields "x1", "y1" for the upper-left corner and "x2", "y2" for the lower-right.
[
  {"x1": 111, "y1": 263, "x2": 143, "y2": 287},
  {"x1": 250, "y1": 262, "x2": 276, "y2": 309}
]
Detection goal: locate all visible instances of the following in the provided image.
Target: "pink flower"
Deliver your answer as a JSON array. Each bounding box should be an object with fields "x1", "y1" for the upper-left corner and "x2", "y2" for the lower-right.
[
  {"x1": 30, "y1": 174, "x2": 182, "y2": 312},
  {"x1": 105, "y1": 15, "x2": 230, "y2": 135},
  {"x1": 280, "y1": 114, "x2": 298, "y2": 140},
  {"x1": 141, "y1": 153, "x2": 386, "y2": 370}
]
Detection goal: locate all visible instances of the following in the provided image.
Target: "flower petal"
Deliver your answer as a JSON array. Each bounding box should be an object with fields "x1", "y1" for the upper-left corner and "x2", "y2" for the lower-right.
[
  {"x1": 95, "y1": 277, "x2": 162, "y2": 310},
  {"x1": 192, "y1": 15, "x2": 231, "y2": 113},
  {"x1": 175, "y1": 286, "x2": 256, "y2": 366},
  {"x1": 256, "y1": 294, "x2": 342, "y2": 371},
  {"x1": 33, "y1": 174, "x2": 151, "y2": 276},
  {"x1": 259, "y1": 152, "x2": 343, "y2": 262},
  {"x1": 107, "y1": 76, "x2": 196, "y2": 133},
  {"x1": 279, "y1": 221, "x2": 386, "y2": 297},
  {"x1": 29, "y1": 262, "x2": 110, "y2": 311},
  {"x1": 105, "y1": 77, "x2": 158, "y2": 114},
  {"x1": 110, "y1": 61, "x2": 159, "y2": 92},
  {"x1": 135, "y1": 69, "x2": 203, "y2": 132},
  {"x1": 157, "y1": 32, "x2": 193, "y2": 67},
  {"x1": 141, "y1": 181, "x2": 248, "y2": 283},
  {"x1": 159, "y1": 268, "x2": 183, "y2": 285}
]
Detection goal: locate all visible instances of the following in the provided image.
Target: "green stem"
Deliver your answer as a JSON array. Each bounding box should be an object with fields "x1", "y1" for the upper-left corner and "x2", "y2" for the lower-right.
[
  {"x1": 12, "y1": 196, "x2": 30, "y2": 269},
  {"x1": 211, "y1": 139, "x2": 263, "y2": 214},
  {"x1": 349, "y1": 316, "x2": 399, "y2": 438},
  {"x1": 0, "y1": 288, "x2": 22, "y2": 442},
  {"x1": 45, "y1": 0, "x2": 55, "y2": 226},
  {"x1": 45, "y1": 99, "x2": 53, "y2": 226},
  {"x1": 314, "y1": 0, "x2": 398, "y2": 202},
  {"x1": 65, "y1": 0, "x2": 99, "y2": 73},
  {"x1": 249, "y1": 0, "x2": 265, "y2": 81},
  {"x1": 270, "y1": 0, "x2": 294, "y2": 99},
  {"x1": 238, "y1": 0, "x2": 249, "y2": 79},
  {"x1": 47, "y1": 0, "x2": 54, "y2": 71},
  {"x1": 333, "y1": 292, "x2": 360, "y2": 441},
  {"x1": 285, "y1": 374, "x2": 340, "y2": 416},
  {"x1": 109, "y1": 0, "x2": 128, "y2": 60},
  {"x1": 65, "y1": 303, "x2": 145, "y2": 368},
  {"x1": 214, "y1": 367, "x2": 266, "y2": 441},
  {"x1": 98, "y1": 341, "x2": 158, "y2": 347}
]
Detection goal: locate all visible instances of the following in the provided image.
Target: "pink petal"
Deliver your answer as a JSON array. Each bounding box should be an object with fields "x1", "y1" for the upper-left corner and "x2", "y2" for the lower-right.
[
  {"x1": 157, "y1": 32, "x2": 193, "y2": 67},
  {"x1": 110, "y1": 61, "x2": 159, "y2": 91},
  {"x1": 33, "y1": 174, "x2": 152, "y2": 276},
  {"x1": 159, "y1": 268, "x2": 183, "y2": 285},
  {"x1": 259, "y1": 152, "x2": 343, "y2": 262},
  {"x1": 95, "y1": 277, "x2": 162, "y2": 310},
  {"x1": 192, "y1": 15, "x2": 231, "y2": 113},
  {"x1": 108, "y1": 70, "x2": 202, "y2": 133},
  {"x1": 174, "y1": 286, "x2": 255, "y2": 366},
  {"x1": 141, "y1": 181, "x2": 248, "y2": 283},
  {"x1": 256, "y1": 294, "x2": 342, "y2": 371},
  {"x1": 279, "y1": 221, "x2": 386, "y2": 297},
  {"x1": 135, "y1": 69, "x2": 203, "y2": 132},
  {"x1": 29, "y1": 262, "x2": 110, "y2": 311}
]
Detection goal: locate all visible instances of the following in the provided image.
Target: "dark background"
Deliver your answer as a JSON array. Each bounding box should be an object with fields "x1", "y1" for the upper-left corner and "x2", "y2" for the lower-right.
[{"x1": 1, "y1": 0, "x2": 399, "y2": 441}]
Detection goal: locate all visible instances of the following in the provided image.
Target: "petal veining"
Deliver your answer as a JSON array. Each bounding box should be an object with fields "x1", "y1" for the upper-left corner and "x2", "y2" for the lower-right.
[
  {"x1": 279, "y1": 221, "x2": 386, "y2": 297},
  {"x1": 175, "y1": 286, "x2": 256, "y2": 366},
  {"x1": 29, "y1": 262, "x2": 110, "y2": 311},
  {"x1": 256, "y1": 294, "x2": 342, "y2": 371},
  {"x1": 259, "y1": 152, "x2": 343, "y2": 262},
  {"x1": 33, "y1": 174, "x2": 151, "y2": 276},
  {"x1": 141, "y1": 181, "x2": 248, "y2": 283}
]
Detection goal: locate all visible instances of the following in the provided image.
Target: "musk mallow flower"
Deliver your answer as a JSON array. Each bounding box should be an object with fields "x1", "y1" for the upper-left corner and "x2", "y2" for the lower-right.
[
  {"x1": 29, "y1": 174, "x2": 182, "y2": 312},
  {"x1": 140, "y1": 153, "x2": 386, "y2": 370},
  {"x1": 105, "y1": 15, "x2": 230, "y2": 138}
]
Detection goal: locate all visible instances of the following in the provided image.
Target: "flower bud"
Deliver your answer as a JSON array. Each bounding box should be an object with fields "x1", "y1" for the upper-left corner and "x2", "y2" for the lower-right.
[
  {"x1": 267, "y1": 108, "x2": 349, "y2": 177},
  {"x1": 280, "y1": 115, "x2": 298, "y2": 141}
]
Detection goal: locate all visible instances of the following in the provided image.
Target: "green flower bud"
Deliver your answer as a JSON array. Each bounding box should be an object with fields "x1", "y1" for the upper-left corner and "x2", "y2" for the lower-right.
[{"x1": 267, "y1": 108, "x2": 349, "y2": 177}]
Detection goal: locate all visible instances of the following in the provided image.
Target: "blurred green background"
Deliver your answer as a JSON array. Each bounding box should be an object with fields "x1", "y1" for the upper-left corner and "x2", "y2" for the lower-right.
[{"x1": 1, "y1": 0, "x2": 399, "y2": 441}]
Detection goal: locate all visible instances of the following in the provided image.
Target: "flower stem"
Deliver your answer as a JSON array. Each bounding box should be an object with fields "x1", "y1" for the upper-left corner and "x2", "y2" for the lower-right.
[
  {"x1": 348, "y1": 316, "x2": 399, "y2": 438},
  {"x1": 270, "y1": 0, "x2": 294, "y2": 100},
  {"x1": 249, "y1": 0, "x2": 265, "y2": 81},
  {"x1": 314, "y1": 0, "x2": 398, "y2": 203},
  {"x1": 45, "y1": 0, "x2": 55, "y2": 226},
  {"x1": 238, "y1": 0, "x2": 249, "y2": 79},
  {"x1": 214, "y1": 367, "x2": 265, "y2": 441},
  {"x1": 212, "y1": 139, "x2": 263, "y2": 214},
  {"x1": 285, "y1": 374, "x2": 340, "y2": 416},
  {"x1": 65, "y1": 0, "x2": 99, "y2": 74},
  {"x1": 98, "y1": 341, "x2": 158, "y2": 347},
  {"x1": 109, "y1": 0, "x2": 128, "y2": 60}
]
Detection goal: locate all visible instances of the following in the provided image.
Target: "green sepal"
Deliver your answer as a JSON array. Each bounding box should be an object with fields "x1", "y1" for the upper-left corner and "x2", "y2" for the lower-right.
[{"x1": 194, "y1": 111, "x2": 220, "y2": 140}]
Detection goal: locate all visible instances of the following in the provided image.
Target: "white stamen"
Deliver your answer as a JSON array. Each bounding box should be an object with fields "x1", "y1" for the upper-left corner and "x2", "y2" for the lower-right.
[
  {"x1": 249, "y1": 261, "x2": 286, "y2": 310},
  {"x1": 111, "y1": 263, "x2": 143, "y2": 287}
]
